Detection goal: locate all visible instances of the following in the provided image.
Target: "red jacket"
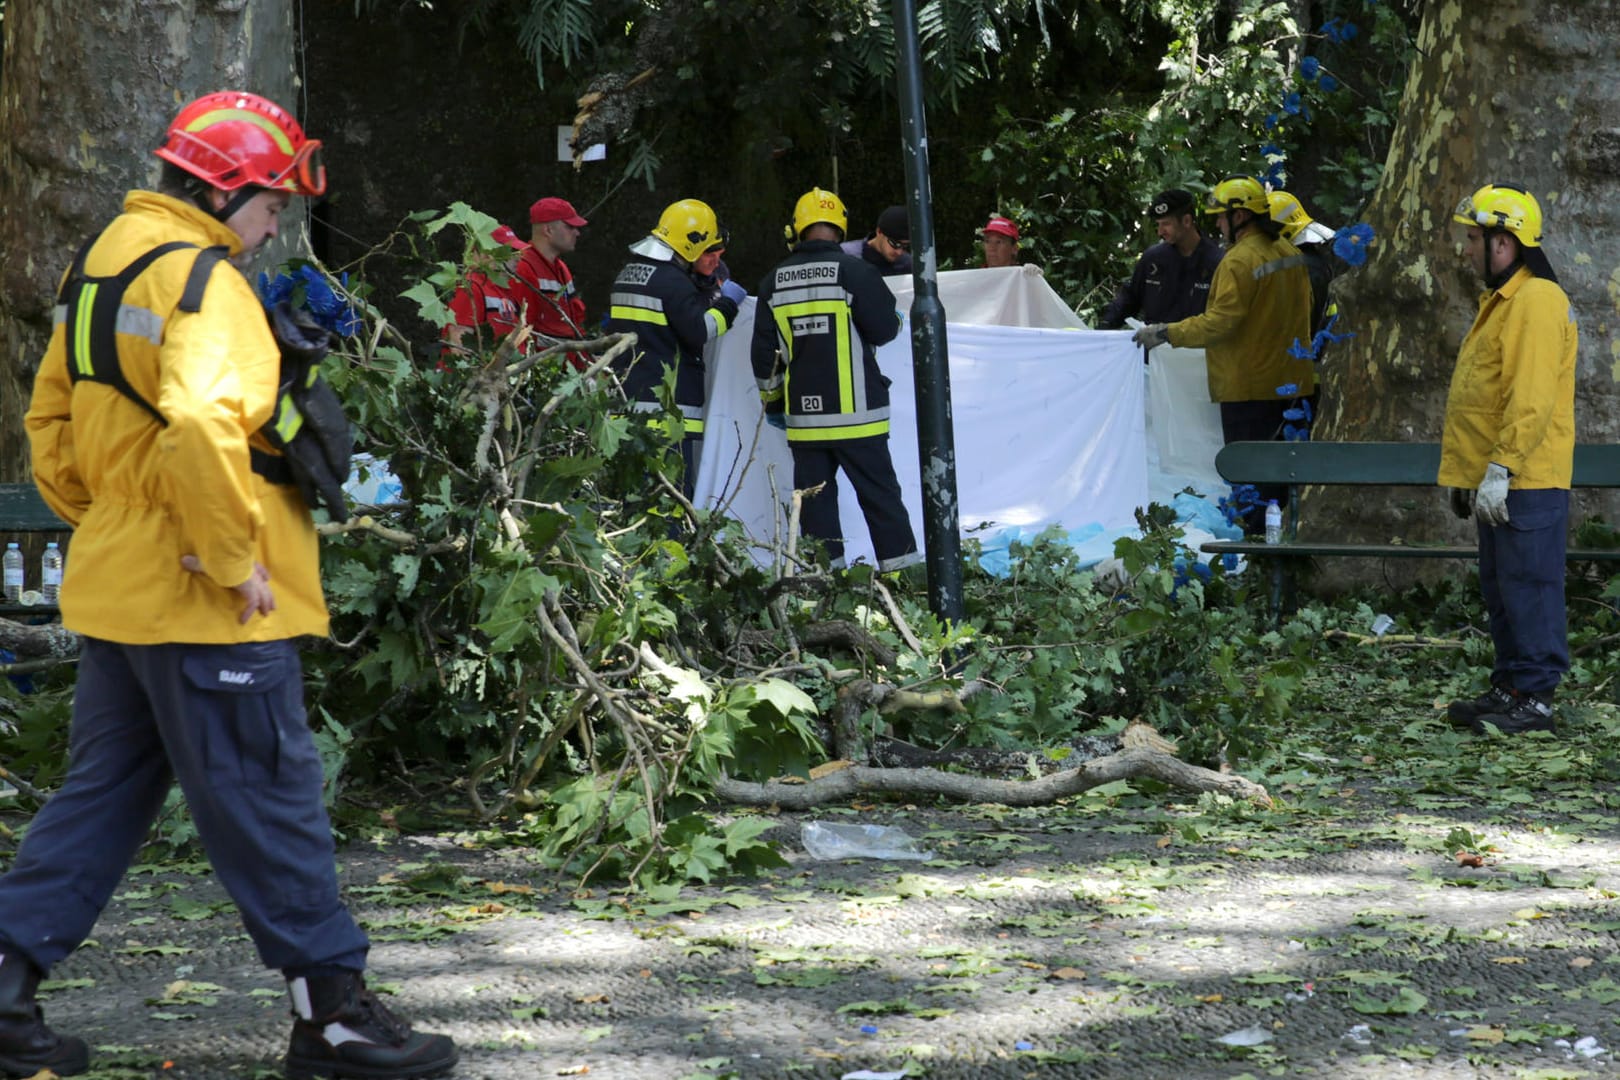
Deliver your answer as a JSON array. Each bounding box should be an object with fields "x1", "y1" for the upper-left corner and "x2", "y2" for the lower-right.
[{"x1": 509, "y1": 248, "x2": 586, "y2": 342}]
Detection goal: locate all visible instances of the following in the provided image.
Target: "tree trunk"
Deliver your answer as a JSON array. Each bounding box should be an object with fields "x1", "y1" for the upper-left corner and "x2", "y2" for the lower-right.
[
  {"x1": 1311, "y1": 0, "x2": 1620, "y2": 587},
  {"x1": 0, "y1": 0, "x2": 297, "y2": 482}
]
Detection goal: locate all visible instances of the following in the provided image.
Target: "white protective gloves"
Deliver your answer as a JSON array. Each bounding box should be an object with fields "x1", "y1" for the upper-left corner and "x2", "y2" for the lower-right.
[{"x1": 1475, "y1": 462, "x2": 1511, "y2": 526}]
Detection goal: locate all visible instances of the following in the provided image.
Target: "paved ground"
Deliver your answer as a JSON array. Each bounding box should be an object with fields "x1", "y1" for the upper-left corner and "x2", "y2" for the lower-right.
[{"x1": 24, "y1": 794, "x2": 1620, "y2": 1080}]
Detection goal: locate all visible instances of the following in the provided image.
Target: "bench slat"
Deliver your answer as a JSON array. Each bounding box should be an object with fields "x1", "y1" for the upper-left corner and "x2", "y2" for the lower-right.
[
  {"x1": 1215, "y1": 442, "x2": 1620, "y2": 488},
  {"x1": 0, "y1": 484, "x2": 69, "y2": 532},
  {"x1": 1200, "y1": 540, "x2": 1620, "y2": 562}
]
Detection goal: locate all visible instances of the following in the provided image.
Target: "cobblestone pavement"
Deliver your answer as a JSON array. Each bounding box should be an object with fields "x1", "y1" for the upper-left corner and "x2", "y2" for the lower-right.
[{"x1": 27, "y1": 801, "x2": 1620, "y2": 1080}]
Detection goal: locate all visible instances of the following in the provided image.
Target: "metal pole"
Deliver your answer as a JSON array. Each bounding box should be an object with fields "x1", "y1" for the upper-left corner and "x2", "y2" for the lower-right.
[{"x1": 891, "y1": 0, "x2": 964, "y2": 626}]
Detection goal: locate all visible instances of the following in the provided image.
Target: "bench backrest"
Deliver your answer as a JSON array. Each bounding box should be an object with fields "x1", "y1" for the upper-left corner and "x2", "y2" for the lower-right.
[
  {"x1": 0, "y1": 483, "x2": 70, "y2": 532},
  {"x1": 1215, "y1": 442, "x2": 1620, "y2": 488}
]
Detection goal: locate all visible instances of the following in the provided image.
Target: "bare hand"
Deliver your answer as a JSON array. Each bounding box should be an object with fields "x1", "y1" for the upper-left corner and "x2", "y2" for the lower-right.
[{"x1": 181, "y1": 555, "x2": 276, "y2": 624}]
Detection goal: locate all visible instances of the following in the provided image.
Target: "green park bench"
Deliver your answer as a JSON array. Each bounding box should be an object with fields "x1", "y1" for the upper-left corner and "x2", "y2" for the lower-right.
[
  {"x1": 0, "y1": 483, "x2": 70, "y2": 619},
  {"x1": 1197, "y1": 441, "x2": 1620, "y2": 613}
]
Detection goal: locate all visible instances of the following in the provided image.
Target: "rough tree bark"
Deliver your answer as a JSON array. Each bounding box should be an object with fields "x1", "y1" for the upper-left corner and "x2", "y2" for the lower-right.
[
  {"x1": 1312, "y1": 0, "x2": 1620, "y2": 587},
  {"x1": 0, "y1": 0, "x2": 297, "y2": 481}
]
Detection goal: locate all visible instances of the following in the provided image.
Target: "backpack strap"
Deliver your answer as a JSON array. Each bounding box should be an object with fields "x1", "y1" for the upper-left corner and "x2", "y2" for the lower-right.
[
  {"x1": 178, "y1": 245, "x2": 231, "y2": 312},
  {"x1": 60, "y1": 239, "x2": 202, "y2": 427}
]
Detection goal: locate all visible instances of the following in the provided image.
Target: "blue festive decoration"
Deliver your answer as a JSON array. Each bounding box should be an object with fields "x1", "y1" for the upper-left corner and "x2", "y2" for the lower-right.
[
  {"x1": 1319, "y1": 73, "x2": 1340, "y2": 93},
  {"x1": 1333, "y1": 222, "x2": 1376, "y2": 266},
  {"x1": 1320, "y1": 17, "x2": 1359, "y2": 43},
  {"x1": 259, "y1": 265, "x2": 361, "y2": 336},
  {"x1": 1300, "y1": 56, "x2": 1321, "y2": 81},
  {"x1": 1219, "y1": 483, "x2": 1264, "y2": 528}
]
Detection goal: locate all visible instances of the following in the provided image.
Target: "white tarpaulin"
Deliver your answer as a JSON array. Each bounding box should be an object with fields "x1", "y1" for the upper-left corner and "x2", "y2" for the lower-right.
[{"x1": 695, "y1": 267, "x2": 1151, "y2": 568}]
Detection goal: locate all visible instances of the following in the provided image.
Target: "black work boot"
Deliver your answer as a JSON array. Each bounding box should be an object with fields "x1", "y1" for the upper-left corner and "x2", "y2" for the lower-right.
[
  {"x1": 1471, "y1": 691, "x2": 1556, "y2": 736},
  {"x1": 1447, "y1": 684, "x2": 1516, "y2": 728},
  {"x1": 0, "y1": 952, "x2": 89, "y2": 1077},
  {"x1": 284, "y1": 972, "x2": 458, "y2": 1079}
]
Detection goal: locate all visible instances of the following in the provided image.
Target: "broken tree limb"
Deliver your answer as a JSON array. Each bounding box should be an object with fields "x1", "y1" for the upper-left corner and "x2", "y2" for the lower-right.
[
  {"x1": 0, "y1": 618, "x2": 80, "y2": 661},
  {"x1": 714, "y1": 742, "x2": 1271, "y2": 809}
]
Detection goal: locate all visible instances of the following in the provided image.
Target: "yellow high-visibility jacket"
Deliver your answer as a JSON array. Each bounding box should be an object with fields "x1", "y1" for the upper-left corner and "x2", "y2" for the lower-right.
[
  {"x1": 27, "y1": 190, "x2": 328, "y2": 643},
  {"x1": 1167, "y1": 230, "x2": 1315, "y2": 403},
  {"x1": 1438, "y1": 266, "x2": 1577, "y2": 490}
]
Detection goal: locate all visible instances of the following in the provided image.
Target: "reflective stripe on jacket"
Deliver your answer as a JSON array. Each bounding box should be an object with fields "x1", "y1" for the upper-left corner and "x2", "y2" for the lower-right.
[
  {"x1": 28, "y1": 190, "x2": 327, "y2": 644},
  {"x1": 1438, "y1": 266, "x2": 1577, "y2": 489},
  {"x1": 603, "y1": 250, "x2": 738, "y2": 428},
  {"x1": 1167, "y1": 230, "x2": 1315, "y2": 403},
  {"x1": 508, "y1": 247, "x2": 585, "y2": 342},
  {"x1": 751, "y1": 240, "x2": 902, "y2": 444}
]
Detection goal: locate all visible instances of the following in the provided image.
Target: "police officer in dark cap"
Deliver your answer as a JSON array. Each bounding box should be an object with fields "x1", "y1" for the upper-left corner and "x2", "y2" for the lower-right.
[{"x1": 1097, "y1": 188, "x2": 1225, "y2": 330}]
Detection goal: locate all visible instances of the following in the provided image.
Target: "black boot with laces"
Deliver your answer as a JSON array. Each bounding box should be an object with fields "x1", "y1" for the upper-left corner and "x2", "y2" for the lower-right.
[
  {"x1": 1471, "y1": 690, "x2": 1556, "y2": 736},
  {"x1": 1447, "y1": 684, "x2": 1516, "y2": 728},
  {"x1": 284, "y1": 972, "x2": 458, "y2": 1079},
  {"x1": 0, "y1": 952, "x2": 89, "y2": 1077}
]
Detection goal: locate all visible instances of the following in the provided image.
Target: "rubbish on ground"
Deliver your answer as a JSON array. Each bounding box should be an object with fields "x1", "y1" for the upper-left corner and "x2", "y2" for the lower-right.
[
  {"x1": 1370, "y1": 613, "x2": 1394, "y2": 636},
  {"x1": 858, "y1": 1024, "x2": 878, "y2": 1035},
  {"x1": 801, "y1": 821, "x2": 934, "y2": 861},
  {"x1": 1554, "y1": 1036, "x2": 1607, "y2": 1059},
  {"x1": 841, "y1": 1071, "x2": 909, "y2": 1080},
  {"x1": 1213, "y1": 1024, "x2": 1272, "y2": 1046},
  {"x1": 1014, "y1": 1040, "x2": 1034, "y2": 1051},
  {"x1": 1344, "y1": 1024, "x2": 1374, "y2": 1044}
]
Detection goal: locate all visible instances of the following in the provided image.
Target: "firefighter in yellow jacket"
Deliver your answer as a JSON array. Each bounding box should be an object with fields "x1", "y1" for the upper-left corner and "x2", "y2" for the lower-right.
[
  {"x1": 1441, "y1": 185, "x2": 1577, "y2": 736},
  {"x1": 1133, "y1": 175, "x2": 1313, "y2": 530},
  {"x1": 0, "y1": 92, "x2": 456, "y2": 1079}
]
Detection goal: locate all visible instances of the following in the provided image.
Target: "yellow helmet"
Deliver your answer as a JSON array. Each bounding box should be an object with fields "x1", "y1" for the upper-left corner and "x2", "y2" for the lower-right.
[
  {"x1": 1452, "y1": 184, "x2": 1543, "y2": 247},
  {"x1": 1207, "y1": 175, "x2": 1270, "y2": 216},
  {"x1": 791, "y1": 187, "x2": 848, "y2": 239},
  {"x1": 1266, "y1": 190, "x2": 1313, "y2": 243},
  {"x1": 651, "y1": 199, "x2": 722, "y2": 262}
]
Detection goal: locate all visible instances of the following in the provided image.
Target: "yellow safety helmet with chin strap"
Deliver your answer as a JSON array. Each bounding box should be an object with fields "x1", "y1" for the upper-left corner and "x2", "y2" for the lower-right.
[
  {"x1": 651, "y1": 199, "x2": 722, "y2": 262},
  {"x1": 790, "y1": 187, "x2": 848, "y2": 241},
  {"x1": 1207, "y1": 175, "x2": 1270, "y2": 217},
  {"x1": 1452, "y1": 184, "x2": 1543, "y2": 247},
  {"x1": 1266, "y1": 190, "x2": 1313, "y2": 243}
]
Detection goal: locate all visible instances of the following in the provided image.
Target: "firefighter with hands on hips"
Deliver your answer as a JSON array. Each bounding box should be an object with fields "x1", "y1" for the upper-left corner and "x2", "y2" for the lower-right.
[
  {"x1": 752, "y1": 188, "x2": 921, "y2": 572},
  {"x1": 0, "y1": 91, "x2": 457, "y2": 1080},
  {"x1": 604, "y1": 199, "x2": 745, "y2": 499},
  {"x1": 1132, "y1": 175, "x2": 1313, "y2": 532},
  {"x1": 1441, "y1": 184, "x2": 1577, "y2": 736}
]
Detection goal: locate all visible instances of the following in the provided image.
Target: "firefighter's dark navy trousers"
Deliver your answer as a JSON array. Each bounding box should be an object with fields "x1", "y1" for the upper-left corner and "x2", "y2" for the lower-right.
[
  {"x1": 1478, "y1": 487, "x2": 1569, "y2": 697},
  {"x1": 792, "y1": 436, "x2": 920, "y2": 570},
  {"x1": 0, "y1": 638, "x2": 369, "y2": 974}
]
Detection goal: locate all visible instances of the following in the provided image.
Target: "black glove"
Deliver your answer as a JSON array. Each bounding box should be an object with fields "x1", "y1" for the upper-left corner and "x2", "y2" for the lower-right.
[{"x1": 1447, "y1": 487, "x2": 1475, "y2": 520}]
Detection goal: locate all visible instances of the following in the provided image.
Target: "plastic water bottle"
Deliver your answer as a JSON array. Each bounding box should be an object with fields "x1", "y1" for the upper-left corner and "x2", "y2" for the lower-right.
[
  {"x1": 40, "y1": 543, "x2": 62, "y2": 604},
  {"x1": 1264, "y1": 500, "x2": 1282, "y2": 545},
  {"x1": 2, "y1": 543, "x2": 22, "y2": 604}
]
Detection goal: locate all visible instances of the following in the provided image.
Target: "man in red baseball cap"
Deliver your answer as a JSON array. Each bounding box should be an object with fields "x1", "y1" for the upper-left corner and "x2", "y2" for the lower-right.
[
  {"x1": 981, "y1": 215, "x2": 1021, "y2": 268},
  {"x1": 510, "y1": 196, "x2": 589, "y2": 361},
  {"x1": 444, "y1": 222, "x2": 529, "y2": 356}
]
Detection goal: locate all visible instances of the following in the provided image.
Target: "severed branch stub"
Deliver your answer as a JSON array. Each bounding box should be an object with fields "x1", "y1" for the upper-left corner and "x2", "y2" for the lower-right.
[{"x1": 717, "y1": 721, "x2": 1271, "y2": 810}]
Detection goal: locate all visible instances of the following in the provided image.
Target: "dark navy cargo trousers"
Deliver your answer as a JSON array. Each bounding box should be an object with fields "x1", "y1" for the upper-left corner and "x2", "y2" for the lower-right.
[
  {"x1": 1478, "y1": 488, "x2": 1569, "y2": 696},
  {"x1": 792, "y1": 438, "x2": 919, "y2": 571},
  {"x1": 0, "y1": 638, "x2": 369, "y2": 974}
]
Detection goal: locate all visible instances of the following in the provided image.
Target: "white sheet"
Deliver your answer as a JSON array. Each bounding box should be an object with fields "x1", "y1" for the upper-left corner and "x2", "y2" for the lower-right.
[{"x1": 694, "y1": 267, "x2": 1149, "y2": 568}]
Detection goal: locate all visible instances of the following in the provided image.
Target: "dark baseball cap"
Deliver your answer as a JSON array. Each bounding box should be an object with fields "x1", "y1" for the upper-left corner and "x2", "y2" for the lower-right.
[
  {"x1": 876, "y1": 204, "x2": 910, "y2": 242},
  {"x1": 1148, "y1": 189, "x2": 1196, "y2": 218}
]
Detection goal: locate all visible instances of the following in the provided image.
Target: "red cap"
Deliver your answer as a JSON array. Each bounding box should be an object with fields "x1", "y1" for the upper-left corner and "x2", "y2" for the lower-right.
[
  {"x1": 983, "y1": 216, "x2": 1020, "y2": 241},
  {"x1": 490, "y1": 224, "x2": 531, "y2": 250},
  {"x1": 530, "y1": 196, "x2": 587, "y2": 226}
]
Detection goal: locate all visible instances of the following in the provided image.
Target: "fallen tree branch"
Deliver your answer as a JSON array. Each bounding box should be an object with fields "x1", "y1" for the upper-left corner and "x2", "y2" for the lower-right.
[
  {"x1": 0, "y1": 619, "x2": 81, "y2": 661},
  {"x1": 1322, "y1": 629, "x2": 1463, "y2": 649},
  {"x1": 797, "y1": 620, "x2": 897, "y2": 668},
  {"x1": 715, "y1": 743, "x2": 1270, "y2": 809}
]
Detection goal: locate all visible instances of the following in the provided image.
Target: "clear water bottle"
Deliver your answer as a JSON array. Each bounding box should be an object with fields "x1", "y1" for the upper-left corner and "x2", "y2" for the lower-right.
[
  {"x1": 40, "y1": 542, "x2": 62, "y2": 604},
  {"x1": 1264, "y1": 500, "x2": 1282, "y2": 545},
  {"x1": 2, "y1": 543, "x2": 22, "y2": 604}
]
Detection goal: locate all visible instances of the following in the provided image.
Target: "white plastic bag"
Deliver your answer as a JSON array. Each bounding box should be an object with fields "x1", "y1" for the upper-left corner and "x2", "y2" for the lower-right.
[{"x1": 800, "y1": 821, "x2": 934, "y2": 861}]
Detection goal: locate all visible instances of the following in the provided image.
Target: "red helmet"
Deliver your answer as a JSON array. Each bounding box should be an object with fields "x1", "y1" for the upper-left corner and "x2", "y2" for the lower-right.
[{"x1": 154, "y1": 91, "x2": 326, "y2": 197}]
